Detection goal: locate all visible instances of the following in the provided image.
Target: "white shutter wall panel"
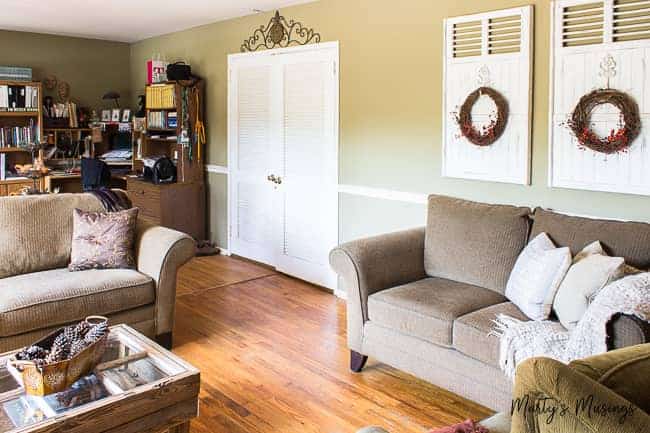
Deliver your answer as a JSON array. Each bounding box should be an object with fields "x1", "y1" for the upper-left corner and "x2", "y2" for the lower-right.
[
  {"x1": 550, "y1": 0, "x2": 650, "y2": 195},
  {"x1": 442, "y1": 6, "x2": 533, "y2": 185}
]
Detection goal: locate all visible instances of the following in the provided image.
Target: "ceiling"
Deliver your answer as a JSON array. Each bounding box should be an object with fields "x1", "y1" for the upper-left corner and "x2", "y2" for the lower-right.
[{"x1": 0, "y1": 0, "x2": 317, "y2": 43}]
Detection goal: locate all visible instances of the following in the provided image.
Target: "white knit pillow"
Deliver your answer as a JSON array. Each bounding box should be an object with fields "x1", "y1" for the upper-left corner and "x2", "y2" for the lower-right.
[{"x1": 505, "y1": 232, "x2": 571, "y2": 321}]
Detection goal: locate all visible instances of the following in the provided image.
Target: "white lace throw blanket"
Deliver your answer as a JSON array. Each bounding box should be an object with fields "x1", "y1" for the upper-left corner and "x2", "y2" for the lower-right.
[{"x1": 492, "y1": 272, "x2": 650, "y2": 379}]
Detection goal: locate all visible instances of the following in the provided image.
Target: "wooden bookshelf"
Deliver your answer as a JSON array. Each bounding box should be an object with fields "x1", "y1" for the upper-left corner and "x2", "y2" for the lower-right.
[
  {"x1": 143, "y1": 80, "x2": 205, "y2": 184},
  {"x1": 128, "y1": 80, "x2": 206, "y2": 239},
  {"x1": 0, "y1": 111, "x2": 39, "y2": 118},
  {"x1": 0, "y1": 80, "x2": 42, "y2": 194}
]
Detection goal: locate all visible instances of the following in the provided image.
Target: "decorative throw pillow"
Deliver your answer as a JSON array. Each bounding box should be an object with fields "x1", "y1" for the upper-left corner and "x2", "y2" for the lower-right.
[
  {"x1": 571, "y1": 240, "x2": 604, "y2": 263},
  {"x1": 553, "y1": 243, "x2": 625, "y2": 330},
  {"x1": 505, "y1": 232, "x2": 571, "y2": 321},
  {"x1": 69, "y1": 208, "x2": 138, "y2": 271}
]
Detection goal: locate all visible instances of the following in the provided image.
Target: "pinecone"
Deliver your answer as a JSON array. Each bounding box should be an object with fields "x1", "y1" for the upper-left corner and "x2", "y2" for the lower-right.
[
  {"x1": 69, "y1": 339, "x2": 89, "y2": 357},
  {"x1": 74, "y1": 320, "x2": 91, "y2": 337},
  {"x1": 45, "y1": 342, "x2": 67, "y2": 363},
  {"x1": 16, "y1": 345, "x2": 48, "y2": 361},
  {"x1": 62, "y1": 324, "x2": 82, "y2": 343},
  {"x1": 84, "y1": 322, "x2": 108, "y2": 343}
]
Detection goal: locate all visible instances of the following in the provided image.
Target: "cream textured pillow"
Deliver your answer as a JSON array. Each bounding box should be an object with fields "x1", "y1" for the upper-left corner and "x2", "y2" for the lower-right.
[
  {"x1": 553, "y1": 244, "x2": 625, "y2": 330},
  {"x1": 505, "y1": 232, "x2": 572, "y2": 321}
]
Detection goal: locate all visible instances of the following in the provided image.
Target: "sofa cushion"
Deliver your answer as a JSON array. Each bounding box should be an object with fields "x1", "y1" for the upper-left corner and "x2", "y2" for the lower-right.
[
  {"x1": 0, "y1": 268, "x2": 155, "y2": 337},
  {"x1": 531, "y1": 207, "x2": 650, "y2": 270},
  {"x1": 0, "y1": 194, "x2": 105, "y2": 279},
  {"x1": 424, "y1": 195, "x2": 531, "y2": 294},
  {"x1": 367, "y1": 277, "x2": 506, "y2": 347},
  {"x1": 453, "y1": 302, "x2": 529, "y2": 367}
]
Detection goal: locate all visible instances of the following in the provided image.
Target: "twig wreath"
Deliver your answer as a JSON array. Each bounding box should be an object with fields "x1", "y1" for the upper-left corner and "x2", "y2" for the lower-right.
[
  {"x1": 567, "y1": 89, "x2": 640, "y2": 154},
  {"x1": 455, "y1": 86, "x2": 509, "y2": 147}
]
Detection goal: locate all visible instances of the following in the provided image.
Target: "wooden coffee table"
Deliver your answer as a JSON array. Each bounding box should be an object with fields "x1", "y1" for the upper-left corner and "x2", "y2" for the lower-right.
[{"x1": 0, "y1": 325, "x2": 200, "y2": 433}]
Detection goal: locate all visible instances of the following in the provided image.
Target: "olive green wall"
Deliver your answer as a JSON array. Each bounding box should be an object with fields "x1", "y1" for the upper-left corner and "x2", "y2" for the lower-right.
[
  {"x1": 129, "y1": 0, "x2": 650, "y2": 248},
  {"x1": 0, "y1": 30, "x2": 130, "y2": 109}
]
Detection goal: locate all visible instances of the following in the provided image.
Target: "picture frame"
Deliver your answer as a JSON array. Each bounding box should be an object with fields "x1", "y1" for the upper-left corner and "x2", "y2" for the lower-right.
[
  {"x1": 121, "y1": 109, "x2": 131, "y2": 123},
  {"x1": 101, "y1": 110, "x2": 111, "y2": 122},
  {"x1": 111, "y1": 109, "x2": 121, "y2": 122}
]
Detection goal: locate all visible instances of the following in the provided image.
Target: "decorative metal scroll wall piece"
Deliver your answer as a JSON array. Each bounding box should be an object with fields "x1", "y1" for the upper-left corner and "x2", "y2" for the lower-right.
[{"x1": 241, "y1": 11, "x2": 321, "y2": 52}]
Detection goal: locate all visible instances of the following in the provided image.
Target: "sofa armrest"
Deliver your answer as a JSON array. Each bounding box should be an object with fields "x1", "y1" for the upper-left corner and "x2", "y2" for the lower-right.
[
  {"x1": 135, "y1": 220, "x2": 195, "y2": 338},
  {"x1": 607, "y1": 313, "x2": 650, "y2": 350},
  {"x1": 329, "y1": 227, "x2": 426, "y2": 350},
  {"x1": 511, "y1": 357, "x2": 650, "y2": 433}
]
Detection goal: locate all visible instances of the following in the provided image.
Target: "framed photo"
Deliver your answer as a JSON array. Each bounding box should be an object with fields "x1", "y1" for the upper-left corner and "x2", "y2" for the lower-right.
[
  {"x1": 101, "y1": 110, "x2": 111, "y2": 122},
  {"x1": 121, "y1": 109, "x2": 131, "y2": 123},
  {"x1": 111, "y1": 109, "x2": 121, "y2": 122}
]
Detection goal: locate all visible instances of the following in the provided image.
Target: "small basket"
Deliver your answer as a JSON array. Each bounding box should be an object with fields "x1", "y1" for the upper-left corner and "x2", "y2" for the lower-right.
[{"x1": 8, "y1": 316, "x2": 109, "y2": 396}]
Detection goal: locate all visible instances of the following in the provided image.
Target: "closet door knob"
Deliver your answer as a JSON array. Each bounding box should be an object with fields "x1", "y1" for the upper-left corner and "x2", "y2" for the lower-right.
[
  {"x1": 267, "y1": 174, "x2": 277, "y2": 182},
  {"x1": 275, "y1": 176, "x2": 282, "y2": 185}
]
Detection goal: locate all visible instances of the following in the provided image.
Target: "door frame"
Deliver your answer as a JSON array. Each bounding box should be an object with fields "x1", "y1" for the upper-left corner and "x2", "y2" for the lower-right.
[{"x1": 226, "y1": 41, "x2": 340, "y2": 282}]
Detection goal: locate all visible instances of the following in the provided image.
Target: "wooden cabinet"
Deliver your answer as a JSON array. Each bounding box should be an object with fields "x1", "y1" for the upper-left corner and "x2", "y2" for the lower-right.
[
  {"x1": 0, "y1": 179, "x2": 39, "y2": 196},
  {"x1": 127, "y1": 177, "x2": 205, "y2": 239}
]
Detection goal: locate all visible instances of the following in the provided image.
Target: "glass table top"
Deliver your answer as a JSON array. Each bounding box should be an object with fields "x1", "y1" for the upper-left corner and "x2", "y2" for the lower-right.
[{"x1": 0, "y1": 326, "x2": 187, "y2": 432}]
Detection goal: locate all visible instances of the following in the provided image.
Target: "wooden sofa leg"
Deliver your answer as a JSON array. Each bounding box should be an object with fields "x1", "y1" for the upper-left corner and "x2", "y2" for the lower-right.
[
  {"x1": 350, "y1": 350, "x2": 368, "y2": 373},
  {"x1": 156, "y1": 332, "x2": 173, "y2": 350}
]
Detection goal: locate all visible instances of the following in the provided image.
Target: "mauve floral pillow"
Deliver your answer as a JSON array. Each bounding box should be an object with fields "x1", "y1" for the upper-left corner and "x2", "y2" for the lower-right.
[{"x1": 69, "y1": 208, "x2": 138, "y2": 271}]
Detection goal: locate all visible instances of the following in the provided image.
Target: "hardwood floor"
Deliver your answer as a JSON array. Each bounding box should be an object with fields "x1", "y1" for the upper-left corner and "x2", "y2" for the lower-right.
[{"x1": 174, "y1": 255, "x2": 493, "y2": 433}]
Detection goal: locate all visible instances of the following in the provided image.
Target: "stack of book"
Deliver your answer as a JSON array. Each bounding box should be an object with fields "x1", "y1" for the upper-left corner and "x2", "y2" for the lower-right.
[
  {"x1": 0, "y1": 84, "x2": 39, "y2": 112},
  {"x1": 147, "y1": 111, "x2": 177, "y2": 129},
  {"x1": 0, "y1": 121, "x2": 37, "y2": 147},
  {"x1": 146, "y1": 84, "x2": 175, "y2": 109},
  {"x1": 0, "y1": 66, "x2": 32, "y2": 82}
]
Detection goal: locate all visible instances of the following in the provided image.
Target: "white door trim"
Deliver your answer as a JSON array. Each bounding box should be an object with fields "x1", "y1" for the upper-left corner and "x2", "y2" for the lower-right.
[{"x1": 227, "y1": 42, "x2": 340, "y2": 284}]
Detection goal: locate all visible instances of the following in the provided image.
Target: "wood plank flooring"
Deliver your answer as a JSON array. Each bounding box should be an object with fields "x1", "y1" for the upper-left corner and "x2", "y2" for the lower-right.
[{"x1": 174, "y1": 255, "x2": 492, "y2": 433}]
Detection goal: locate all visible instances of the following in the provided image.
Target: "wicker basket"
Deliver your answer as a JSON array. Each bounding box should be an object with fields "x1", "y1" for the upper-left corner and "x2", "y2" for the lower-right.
[{"x1": 8, "y1": 316, "x2": 109, "y2": 396}]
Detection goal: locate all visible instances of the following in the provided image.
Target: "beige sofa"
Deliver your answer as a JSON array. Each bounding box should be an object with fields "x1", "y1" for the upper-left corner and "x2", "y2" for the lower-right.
[
  {"x1": 0, "y1": 193, "x2": 195, "y2": 352},
  {"x1": 330, "y1": 195, "x2": 650, "y2": 412}
]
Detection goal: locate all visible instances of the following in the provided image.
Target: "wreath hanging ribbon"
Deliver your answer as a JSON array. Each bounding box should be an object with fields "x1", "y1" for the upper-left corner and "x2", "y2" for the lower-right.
[{"x1": 455, "y1": 86, "x2": 509, "y2": 147}]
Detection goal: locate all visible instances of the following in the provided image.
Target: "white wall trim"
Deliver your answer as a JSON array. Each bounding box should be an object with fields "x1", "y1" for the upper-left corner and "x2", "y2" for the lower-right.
[
  {"x1": 205, "y1": 164, "x2": 229, "y2": 174},
  {"x1": 338, "y1": 184, "x2": 428, "y2": 205}
]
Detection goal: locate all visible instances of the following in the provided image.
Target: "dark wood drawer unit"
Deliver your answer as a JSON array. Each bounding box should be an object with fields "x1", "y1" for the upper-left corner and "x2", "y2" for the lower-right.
[{"x1": 127, "y1": 177, "x2": 205, "y2": 240}]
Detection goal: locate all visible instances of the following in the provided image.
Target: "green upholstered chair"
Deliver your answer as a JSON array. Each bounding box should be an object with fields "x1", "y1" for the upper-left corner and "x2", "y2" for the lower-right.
[{"x1": 358, "y1": 343, "x2": 650, "y2": 433}]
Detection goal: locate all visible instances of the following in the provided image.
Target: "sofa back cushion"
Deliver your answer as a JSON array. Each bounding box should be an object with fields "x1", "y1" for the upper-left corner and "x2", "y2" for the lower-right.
[
  {"x1": 0, "y1": 193, "x2": 105, "y2": 279},
  {"x1": 424, "y1": 195, "x2": 531, "y2": 294},
  {"x1": 530, "y1": 208, "x2": 650, "y2": 270}
]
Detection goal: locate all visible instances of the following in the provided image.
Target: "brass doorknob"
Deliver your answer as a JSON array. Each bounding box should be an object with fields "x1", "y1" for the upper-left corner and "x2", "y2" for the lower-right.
[
  {"x1": 267, "y1": 174, "x2": 277, "y2": 183},
  {"x1": 276, "y1": 176, "x2": 282, "y2": 185}
]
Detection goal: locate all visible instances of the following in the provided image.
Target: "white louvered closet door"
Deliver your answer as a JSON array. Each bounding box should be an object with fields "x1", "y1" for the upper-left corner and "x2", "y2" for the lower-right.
[
  {"x1": 228, "y1": 43, "x2": 339, "y2": 289},
  {"x1": 229, "y1": 57, "x2": 279, "y2": 266},
  {"x1": 274, "y1": 48, "x2": 339, "y2": 289}
]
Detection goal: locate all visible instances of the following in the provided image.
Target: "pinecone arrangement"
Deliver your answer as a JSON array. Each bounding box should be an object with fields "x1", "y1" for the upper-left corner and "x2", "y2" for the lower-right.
[{"x1": 15, "y1": 319, "x2": 108, "y2": 367}]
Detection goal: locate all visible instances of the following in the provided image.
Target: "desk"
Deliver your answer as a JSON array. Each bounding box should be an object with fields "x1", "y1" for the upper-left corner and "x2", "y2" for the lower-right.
[
  {"x1": 44, "y1": 173, "x2": 128, "y2": 193},
  {"x1": 127, "y1": 177, "x2": 205, "y2": 239}
]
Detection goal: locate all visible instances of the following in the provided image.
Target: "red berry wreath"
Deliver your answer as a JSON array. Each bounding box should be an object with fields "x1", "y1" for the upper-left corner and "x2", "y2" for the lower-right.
[
  {"x1": 567, "y1": 89, "x2": 640, "y2": 154},
  {"x1": 455, "y1": 86, "x2": 509, "y2": 147}
]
